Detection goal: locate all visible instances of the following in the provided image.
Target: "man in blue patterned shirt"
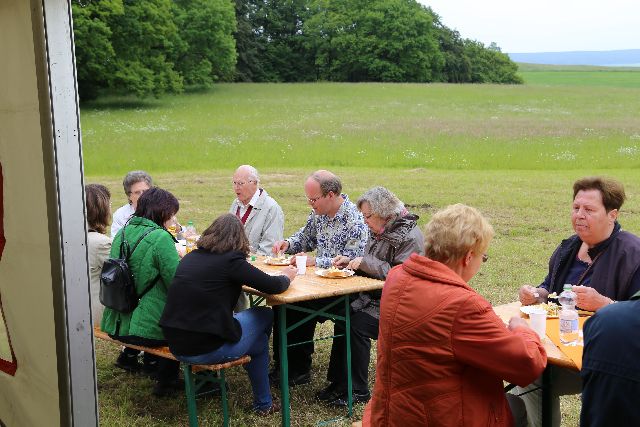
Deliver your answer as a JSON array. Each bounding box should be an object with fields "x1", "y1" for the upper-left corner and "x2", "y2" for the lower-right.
[{"x1": 270, "y1": 170, "x2": 368, "y2": 385}]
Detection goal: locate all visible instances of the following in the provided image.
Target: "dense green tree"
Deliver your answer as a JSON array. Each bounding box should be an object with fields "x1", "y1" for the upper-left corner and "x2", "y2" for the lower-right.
[
  {"x1": 251, "y1": 0, "x2": 315, "y2": 81},
  {"x1": 305, "y1": 0, "x2": 444, "y2": 82},
  {"x1": 464, "y1": 39, "x2": 523, "y2": 84},
  {"x1": 72, "y1": 0, "x2": 123, "y2": 99},
  {"x1": 108, "y1": 0, "x2": 184, "y2": 97},
  {"x1": 234, "y1": 0, "x2": 263, "y2": 81},
  {"x1": 174, "y1": 0, "x2": 237, "y2": 86}
]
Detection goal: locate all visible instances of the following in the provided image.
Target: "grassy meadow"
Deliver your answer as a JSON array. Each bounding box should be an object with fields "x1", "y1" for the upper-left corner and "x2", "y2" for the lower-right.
[{"x1": 84, "y1": 68, "x2": 640, "y2": 426}]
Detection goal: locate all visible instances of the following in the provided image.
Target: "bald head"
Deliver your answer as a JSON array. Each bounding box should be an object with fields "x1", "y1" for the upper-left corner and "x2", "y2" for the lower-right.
[
  {"x1": 235, "y1": 165, "x2": 260, "y2": 183},
  {"x1": 309, "y1": 170, "x2": 342, "y2": 196}
]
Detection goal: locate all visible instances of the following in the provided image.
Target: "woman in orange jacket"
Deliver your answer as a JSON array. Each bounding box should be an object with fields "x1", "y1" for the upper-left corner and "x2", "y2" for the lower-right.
[{"x1": 363, "y1": 204, "x2": 547, "y2": 427}]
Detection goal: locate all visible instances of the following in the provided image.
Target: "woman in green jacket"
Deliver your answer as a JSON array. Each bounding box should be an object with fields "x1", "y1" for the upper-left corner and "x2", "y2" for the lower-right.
[{"x1": 101, "y1": 187, "x2": 181, "y2": 396}]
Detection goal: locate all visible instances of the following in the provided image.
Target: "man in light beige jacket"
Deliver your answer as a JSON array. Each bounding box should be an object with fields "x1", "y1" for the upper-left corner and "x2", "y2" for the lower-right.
[{"x1": 229, "y1": 165, "x2": 285, "y2": 309}]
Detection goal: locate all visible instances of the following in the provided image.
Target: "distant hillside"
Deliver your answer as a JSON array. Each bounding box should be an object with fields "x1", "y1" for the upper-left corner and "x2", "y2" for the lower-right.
[
  {"x1": 508, "y1": 49, "x2": 640, "y2": 66},
  {"x1": 517, "y1": 63, "x2": 640, "y2": 72}
]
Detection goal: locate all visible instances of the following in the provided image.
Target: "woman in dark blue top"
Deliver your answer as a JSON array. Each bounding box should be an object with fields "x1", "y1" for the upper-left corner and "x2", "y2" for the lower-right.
[{"x1": 160, "y1": 214, "x2": 296, "y2": 415}]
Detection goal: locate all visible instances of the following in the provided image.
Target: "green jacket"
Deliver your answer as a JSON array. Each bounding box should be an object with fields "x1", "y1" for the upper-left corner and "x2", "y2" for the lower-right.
[{"x1": 101, "y1": 216, "x2": 179, "y2": 340}]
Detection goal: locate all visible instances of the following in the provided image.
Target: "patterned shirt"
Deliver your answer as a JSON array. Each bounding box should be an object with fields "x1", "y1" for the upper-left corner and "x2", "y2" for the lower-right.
[{"x1": 286, "y1": 194, "x2": 368, "y2": 268}]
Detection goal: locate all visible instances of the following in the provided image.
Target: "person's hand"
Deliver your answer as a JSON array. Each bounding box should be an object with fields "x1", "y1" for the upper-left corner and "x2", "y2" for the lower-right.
[
  {"x1": 347, "y1": 257, "x2": 363, "y2": 271},
  {"x1": 572, "y1": 286, "x2": 612, "y2": 311},
  {"x1": 332, "y1": 255, "x2": 350, "y2": 267},
  {"x1": 272, "y1": 240, "x2": 289, "y2": 256},
  {"x1": 280, "y1": 265, "x2": 297, "y2": 282},
  {"x1": 519, "y1": 285, "x2": 546, "y2": 305},
  {"x1": 508, "y1": 316, "x2": 530, "y2": 331}
]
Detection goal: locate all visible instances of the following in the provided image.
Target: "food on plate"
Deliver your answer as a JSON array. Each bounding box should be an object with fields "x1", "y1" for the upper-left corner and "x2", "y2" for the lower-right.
[
  {"x1": 264, "y1": 255, "x2": 291, "y2": 265},
  {"x1": 523, "y1": 302, "x2": 560, "y2": 317},
  {"x1": 321, "y1": 266, "x2": 353, "y2": 278}
]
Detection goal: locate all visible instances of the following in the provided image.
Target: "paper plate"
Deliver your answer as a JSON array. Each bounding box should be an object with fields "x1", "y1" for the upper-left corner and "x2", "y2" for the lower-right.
[
  {"x1": 264, "y1": 257, "x2": 292, "y2": 266},
  {"x1": 315, "y1": 268, "x2": 355, "y2": 279}
]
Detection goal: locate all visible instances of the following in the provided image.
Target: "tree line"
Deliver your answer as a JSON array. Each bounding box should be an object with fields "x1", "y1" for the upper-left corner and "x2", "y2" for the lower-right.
[{"x1": 72, "y1": 0, "x2": 522, "y2": 100}]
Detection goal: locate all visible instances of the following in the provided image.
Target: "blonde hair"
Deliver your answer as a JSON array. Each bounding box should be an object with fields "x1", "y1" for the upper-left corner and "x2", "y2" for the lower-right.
[{"x1": 424, "y1": 204, "x2": 494, "y2": 265}]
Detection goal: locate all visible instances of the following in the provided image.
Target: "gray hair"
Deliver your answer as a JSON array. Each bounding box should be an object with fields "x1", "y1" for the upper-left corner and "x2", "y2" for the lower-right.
[
  {"x1": 122, "y1": 170, "x2": 153, "y2": 195},
  {"x1": 357, "y1": 186, "x2": 405, "y2": 219},
  {"x1": 238, "y1": 164, "x2": 260, "y2": 183},
  {"x1": 311, "y1": 170, "x2": 342, "y2": 196}
]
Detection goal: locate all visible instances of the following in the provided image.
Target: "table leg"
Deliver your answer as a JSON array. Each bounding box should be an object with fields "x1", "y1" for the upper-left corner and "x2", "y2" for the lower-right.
[
  {"x1": 278, "y1": 305, "x2": 290, "y2": 427},
  {"x1": 541, "y1": 367, "x2": 552, "y2": 427},
  {"x1": 345, "y1": 296, "x2": 353, "y2": 417}
]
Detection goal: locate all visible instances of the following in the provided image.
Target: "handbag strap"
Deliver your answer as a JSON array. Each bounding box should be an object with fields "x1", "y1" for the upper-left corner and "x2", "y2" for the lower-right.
[
  {"x1": 138, "y1": 274, "x2": 161, "y2": 300},
  {"x1": 119, "y1": 224, "x2": 157, "y2": 259}
]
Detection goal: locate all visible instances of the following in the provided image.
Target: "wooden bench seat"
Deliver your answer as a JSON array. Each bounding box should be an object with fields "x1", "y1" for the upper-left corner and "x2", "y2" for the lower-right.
[{"x1": 94, "y1": 327, "x2": 250, "y2": 427}]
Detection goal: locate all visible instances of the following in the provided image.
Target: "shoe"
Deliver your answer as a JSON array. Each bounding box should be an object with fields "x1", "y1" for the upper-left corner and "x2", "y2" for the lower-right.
[
  {"x1": 254, "y1": 400, "x2": 281, "y2": 416},
  {"x1": 269, "y1": 369, "x2": 311, "y2": 387},
  {"x1": 315, "y1": 382, "x2": 345, "y2": 402},
  {"x1": 152, "y1": 378, "x2": 184, "y2": 398},
  {"x1": 114, "y1": 351, "x2": 142, "y2": 373},
  {"x1": 328, "y1": 390, "x2": 371, "y2": 407}
]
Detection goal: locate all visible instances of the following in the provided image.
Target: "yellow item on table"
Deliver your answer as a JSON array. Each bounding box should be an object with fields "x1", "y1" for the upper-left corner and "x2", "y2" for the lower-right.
[{"x1": 545, "y1": 317, "x2": 589, "y2": 370}]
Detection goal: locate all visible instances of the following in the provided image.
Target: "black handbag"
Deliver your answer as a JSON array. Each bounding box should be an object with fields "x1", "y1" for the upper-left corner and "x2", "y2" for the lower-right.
[{"x1": 99, "y1": 225, "x2": 159, "y2": 313}]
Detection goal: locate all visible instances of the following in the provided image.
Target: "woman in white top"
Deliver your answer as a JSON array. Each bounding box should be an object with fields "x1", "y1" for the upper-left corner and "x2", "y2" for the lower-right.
[{"x1": 85, "y1": 184, "x2": 112, "y2": 325}]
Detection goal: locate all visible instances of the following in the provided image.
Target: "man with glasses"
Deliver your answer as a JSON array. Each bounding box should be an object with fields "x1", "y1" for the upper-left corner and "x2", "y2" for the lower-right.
[
  {"x1": 229, "y1": 165, "x2": 284, "y2": 256},
  {"x1": 270, "y1": 170, "x2": 368, "y2": 385},
  {"x1": 111, "y1": 170, "x2": 153, "y2": 237},
  {"x1": 230, "y1": 165, "x2": 284, "y2": 311}
]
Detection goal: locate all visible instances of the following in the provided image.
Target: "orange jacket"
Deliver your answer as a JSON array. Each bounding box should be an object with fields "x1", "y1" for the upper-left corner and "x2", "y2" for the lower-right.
[{"x1": 363, "y1": 254, "x2": 547, "y2": 427}]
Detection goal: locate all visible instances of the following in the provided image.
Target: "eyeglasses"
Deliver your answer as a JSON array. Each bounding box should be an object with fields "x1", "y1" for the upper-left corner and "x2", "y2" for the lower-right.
[
  {"x1": 307, "y1": 194, "x2": 325, "y2": 204},
  {"x1": 128, "y1": 189, "x2": 149, "y2": 196},
  {"x1": 482, "y1": 254, "x2": 489, "y2": 263},
  {"x1": 232, "y1": 180, "x2": 255, "y2": 187}
]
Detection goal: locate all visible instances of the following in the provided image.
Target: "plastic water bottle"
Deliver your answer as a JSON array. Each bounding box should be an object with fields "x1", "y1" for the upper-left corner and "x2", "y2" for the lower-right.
[
  {"x1": 558, "y1": 284, "x2": 579, "y2": 345},
  {"x1": 184, "y1": 221, "x2": 197, "y2": 254}
]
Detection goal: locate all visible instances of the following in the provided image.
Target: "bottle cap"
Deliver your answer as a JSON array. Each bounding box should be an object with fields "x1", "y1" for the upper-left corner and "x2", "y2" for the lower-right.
[{"x1": 563, "y1": 284, "x2": 572, "y2": 290}]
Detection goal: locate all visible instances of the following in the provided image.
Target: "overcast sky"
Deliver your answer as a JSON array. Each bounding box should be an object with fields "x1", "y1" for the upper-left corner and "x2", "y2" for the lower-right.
[{"x1": 418, "y1": 0, "x2": 639, "y2": 53}]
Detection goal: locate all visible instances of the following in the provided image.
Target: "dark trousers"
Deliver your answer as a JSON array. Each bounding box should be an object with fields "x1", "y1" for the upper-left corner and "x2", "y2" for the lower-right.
[
  {"x1": 272, "y1": 296, "x2": 342, "y2": 376},
  {"x1": 114, "y1": 334, "x2": 180, "y2": 385},
  {"x1": 327, "y1": 310, "x2": 379, "y2": 393}
]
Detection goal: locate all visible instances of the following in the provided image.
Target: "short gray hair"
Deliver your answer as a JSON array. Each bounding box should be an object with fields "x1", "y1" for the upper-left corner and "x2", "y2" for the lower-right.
[
  {"x1": 123, "y1": 170, "x2": 153, "y2": 195},
  {"x1": 310, "y1": 170, "x2": 342, "y2": 196},
  {"x1": 357, "y1": 187, "x2": 405, "y2": 218}
]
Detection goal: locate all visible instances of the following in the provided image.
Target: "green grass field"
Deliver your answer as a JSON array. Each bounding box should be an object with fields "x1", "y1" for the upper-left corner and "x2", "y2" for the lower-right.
[{"x1": 84, "y1": 70, "x2": 640, "y2": 426}]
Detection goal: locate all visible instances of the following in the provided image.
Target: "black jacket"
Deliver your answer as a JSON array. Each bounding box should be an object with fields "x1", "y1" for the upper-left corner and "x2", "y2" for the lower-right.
[
  {"x1": 580, "y1": 292, "x2": 640, "y2": 426},
  {"x1": 160, "y1": 250, "x2": 289, "y2": 356},
  {"x1": 540, "y1": 222, "x2": 640, "y2": 300}
]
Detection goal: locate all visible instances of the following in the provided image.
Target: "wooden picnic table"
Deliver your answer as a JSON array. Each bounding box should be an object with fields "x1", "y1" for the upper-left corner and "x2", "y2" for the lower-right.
[
  {"x1": 493, "y1": 301, "x2": 579, "y2": 371},
  {"x1": 493, "y1": 301, "x2": 584, "y2": 427},
  {"x1": 243, "y1": 256, "x2": 385, "y2": 427}
]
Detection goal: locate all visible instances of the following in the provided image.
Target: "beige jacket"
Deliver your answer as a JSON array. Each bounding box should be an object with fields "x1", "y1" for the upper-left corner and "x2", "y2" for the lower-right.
[{"x1": 229, "y1": 188, "x2": 284, "y2": 255}]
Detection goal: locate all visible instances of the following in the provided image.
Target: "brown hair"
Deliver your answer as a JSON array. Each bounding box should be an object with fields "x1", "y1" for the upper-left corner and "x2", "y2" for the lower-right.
[
  {"x1": 134, "y1": 187, "x2": 179, "y2": 226},
  {"x1": 198, "y1": 214, "x2": 250, "y2": 255},
  {"x1": 85, "y1": 184, "x2": 111, "y2": 234},
  {"x1": 573, "y1": 176, "x2": 625, "y2": 212}
]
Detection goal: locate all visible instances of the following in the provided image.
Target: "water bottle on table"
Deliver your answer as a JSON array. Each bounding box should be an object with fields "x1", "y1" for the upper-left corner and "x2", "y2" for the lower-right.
[
  {"x1": 559, "y1": 284, "x2": 579, "y2": 345},
  {"x1": 184, "y1": 220, "x2": 197, "y2": 254}
]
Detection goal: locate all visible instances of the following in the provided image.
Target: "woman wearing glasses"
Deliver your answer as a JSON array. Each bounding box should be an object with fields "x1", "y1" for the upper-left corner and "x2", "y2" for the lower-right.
[
  {"x1": 363, "y1": 204, "x2": 546, "y2": 427},
  {"x1": 317, "y1": 186, "x2": 424, "y2": 407}
]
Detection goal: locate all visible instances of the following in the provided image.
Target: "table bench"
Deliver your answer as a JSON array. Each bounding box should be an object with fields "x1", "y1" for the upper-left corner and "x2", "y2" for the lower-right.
[{"x1": 93, "y1": 327, "x2": 250, "y2": 427}]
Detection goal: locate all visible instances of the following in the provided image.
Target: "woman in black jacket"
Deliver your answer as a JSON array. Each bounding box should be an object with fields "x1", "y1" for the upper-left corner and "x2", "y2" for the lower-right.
[{"x1": 160, "y1": 214, "x2": 296, "y2": 415}]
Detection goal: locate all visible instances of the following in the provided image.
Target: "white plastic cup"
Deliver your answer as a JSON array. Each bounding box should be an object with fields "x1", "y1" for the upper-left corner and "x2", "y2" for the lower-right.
[
  {"x1": 529, "y1": 309, "x2": 547, "y2": 339},
  {"x1": 295, "y1": 255, "x2": 307, "y2": 275}
]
